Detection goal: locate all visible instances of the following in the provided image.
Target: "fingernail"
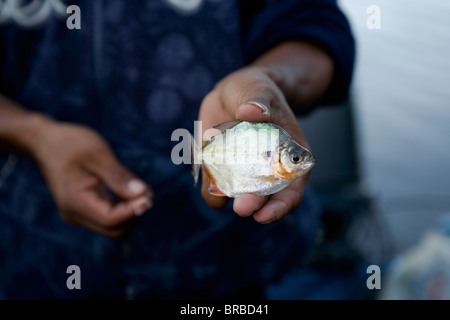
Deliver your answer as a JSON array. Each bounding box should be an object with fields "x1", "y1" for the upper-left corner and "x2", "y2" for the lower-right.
[
  {"x1": 243, "y1": 101, "x2": 271, "y2": 116},
  {"x1": 132, "y1": 197, "x2": 152, "y2": 216},
  {"x1": 128, "y1": 179, "x2": 147, "y2": 195}
]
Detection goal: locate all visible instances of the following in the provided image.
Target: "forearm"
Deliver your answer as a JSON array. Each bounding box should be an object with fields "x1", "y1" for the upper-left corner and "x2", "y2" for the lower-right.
[
  {"x1": 250, "y1": 41, "x2": 334, "y2": 114},
  {"x1": 0, "y1": 94, "x2": 51, "y2": 156}
]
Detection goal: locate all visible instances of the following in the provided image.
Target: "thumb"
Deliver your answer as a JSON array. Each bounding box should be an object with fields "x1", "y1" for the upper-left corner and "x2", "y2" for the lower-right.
[
  {"x1": 90, "y1": 152, "x2": 152, "y2": 200},
  {"x1": 235, "y1": 101, "x2": 271, "y2": 123},
  {"x1": 217, "y1": 70, "x2": 283, "y2": 123}
]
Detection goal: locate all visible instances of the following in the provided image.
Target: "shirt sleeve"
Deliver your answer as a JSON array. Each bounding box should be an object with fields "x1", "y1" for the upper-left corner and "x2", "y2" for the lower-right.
[{"x1": 240, "y1": 0, "x2": 356, "y2": 106}]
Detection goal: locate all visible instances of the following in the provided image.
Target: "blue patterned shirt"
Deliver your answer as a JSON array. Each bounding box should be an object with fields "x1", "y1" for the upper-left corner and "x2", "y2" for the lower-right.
[{"x1": 0, "y1": 0, "x2": 354, "y2": 299}]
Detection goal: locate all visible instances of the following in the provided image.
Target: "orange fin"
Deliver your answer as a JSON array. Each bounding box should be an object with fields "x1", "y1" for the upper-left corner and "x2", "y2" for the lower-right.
[
  {"x1": 208, "y1": 184, "x2": 227, "y2": 197},
  {"x1": 202, "y1": 164, "x2": 216, "y2": 185},
  {"x1": 202, "y1": 164, "x2": 227, "y2": 197}
]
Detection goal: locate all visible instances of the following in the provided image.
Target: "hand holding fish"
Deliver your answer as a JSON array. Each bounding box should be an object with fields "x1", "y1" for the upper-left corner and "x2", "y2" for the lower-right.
[
  {"x1": 199, "y1": 69, "x2": 312, "y2": 223},
  {"x1": 198, "y1": 41, "x2": 334, "y2": 223}
]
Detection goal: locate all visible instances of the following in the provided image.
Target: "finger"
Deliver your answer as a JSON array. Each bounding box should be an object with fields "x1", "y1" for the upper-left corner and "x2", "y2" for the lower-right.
[
  {"x1": 253, "y1": 199, "x2": 288, "y2": 224},
  {"x1": 200, "y1": 169, "x2": 229, "y2": 209},
  {"x1": 217, "y1": 69, "x2": 279, "y2": 119},
  {"x1": 219, "y1": 72, "x2": 310, "y2": 150},
  {"x1": 66, "y1": 185, "x2": 152, "y2": 238},
  {"x1": 66, "y1": 214, "x2": 131, "y2": 238},
  {"x1": 233, "y1": 193, "x2": 268, "y2": 217},
  {"x1": 75, "y1": 188, "x2": 152, "y2": 227},
  {"x1": 252, "y1": 178, "x2": 305, "y2": 224},
  {"x1": 62, "y1": 198, "x2": 131, "y2": 238},
  {"x1": 89, "y1": 152, "x2": 153, "y2": 200},
  {"x1": 235, "y1": 102, "x2": 271, "y2": 123}
]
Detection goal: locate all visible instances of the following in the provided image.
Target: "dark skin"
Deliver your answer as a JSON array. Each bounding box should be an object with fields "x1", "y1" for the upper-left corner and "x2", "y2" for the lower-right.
[
  {"x1": 0, "y1": 41, "x2": 333, "y2": 236},
  {"x1": 199, "y1": 41, "x2": 333, "y2": 223}
]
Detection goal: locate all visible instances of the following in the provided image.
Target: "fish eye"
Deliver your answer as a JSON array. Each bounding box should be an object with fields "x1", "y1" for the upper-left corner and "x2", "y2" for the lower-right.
[{"x1": 290, "y1": 152, "x2": 302, "y2": 164}]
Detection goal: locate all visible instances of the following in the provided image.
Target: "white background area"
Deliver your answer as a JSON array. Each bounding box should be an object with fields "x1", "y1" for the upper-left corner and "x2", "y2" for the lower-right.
[{"x1": 338, "y1": 0, "x2": 450, "y2": 252}]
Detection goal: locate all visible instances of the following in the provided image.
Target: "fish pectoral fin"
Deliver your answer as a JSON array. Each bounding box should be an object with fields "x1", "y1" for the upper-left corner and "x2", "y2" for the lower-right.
[
  {"x1": 203, "y1": 164, "x2": 228, "y2": 197},
  {"x1": 208, "y1": 184, "x2": 228, "y2": 197},
  {"x1": 213, "y1": 120, "x2": 242, "y2": 133},
  {"x1": 255, "y1": 176, "x2": 279, "y2": 183}
]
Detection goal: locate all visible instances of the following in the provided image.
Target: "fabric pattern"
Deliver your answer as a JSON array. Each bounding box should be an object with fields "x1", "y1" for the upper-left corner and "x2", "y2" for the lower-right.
[{"x1": 0, "y1": 0, "x2": 353, "y2": 298}]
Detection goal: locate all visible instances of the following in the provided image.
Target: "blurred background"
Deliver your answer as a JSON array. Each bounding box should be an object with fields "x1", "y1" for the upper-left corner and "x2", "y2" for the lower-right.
[
  {"x1": 296, "y1": 0, "x2": 450, "y2": 299},
  {"x1": 339, "y1": 0, "x2": 450, "y2": 252}
]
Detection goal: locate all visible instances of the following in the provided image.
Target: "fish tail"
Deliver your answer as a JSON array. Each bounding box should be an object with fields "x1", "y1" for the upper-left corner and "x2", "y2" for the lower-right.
[{"x1": 190, "y1": 134, "x2": 202, "y2": 187}]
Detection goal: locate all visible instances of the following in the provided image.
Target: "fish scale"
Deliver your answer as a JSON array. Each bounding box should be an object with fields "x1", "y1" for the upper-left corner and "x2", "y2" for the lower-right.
[{"x1": 191, "y1": 121, "x2": 314, "y2": 198}]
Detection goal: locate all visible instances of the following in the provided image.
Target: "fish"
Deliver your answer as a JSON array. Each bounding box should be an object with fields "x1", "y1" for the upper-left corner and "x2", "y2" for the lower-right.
[{"x1": 191, "y1": 120, "x2": 314, "y2": 198}]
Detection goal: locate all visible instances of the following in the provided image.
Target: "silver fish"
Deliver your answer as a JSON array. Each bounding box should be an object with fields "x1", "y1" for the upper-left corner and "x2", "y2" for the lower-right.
[{"x1": 191, "y1": 120, "x2": 314, "y2": 198}]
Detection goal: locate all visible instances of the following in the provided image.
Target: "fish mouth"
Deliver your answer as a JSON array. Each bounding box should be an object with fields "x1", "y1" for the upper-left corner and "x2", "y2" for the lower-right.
[
  {"x1": 301, "y1": 157, "x2": 315, "y2": 173},
  {"x1": 296, "y1": 153, "x2": 315, "y2": 177}
]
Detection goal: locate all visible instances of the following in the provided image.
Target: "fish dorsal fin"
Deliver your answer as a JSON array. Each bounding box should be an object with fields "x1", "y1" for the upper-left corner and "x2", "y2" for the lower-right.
[{"x1": 213, "y1": 120, "x2": 242, "y2": 134}]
